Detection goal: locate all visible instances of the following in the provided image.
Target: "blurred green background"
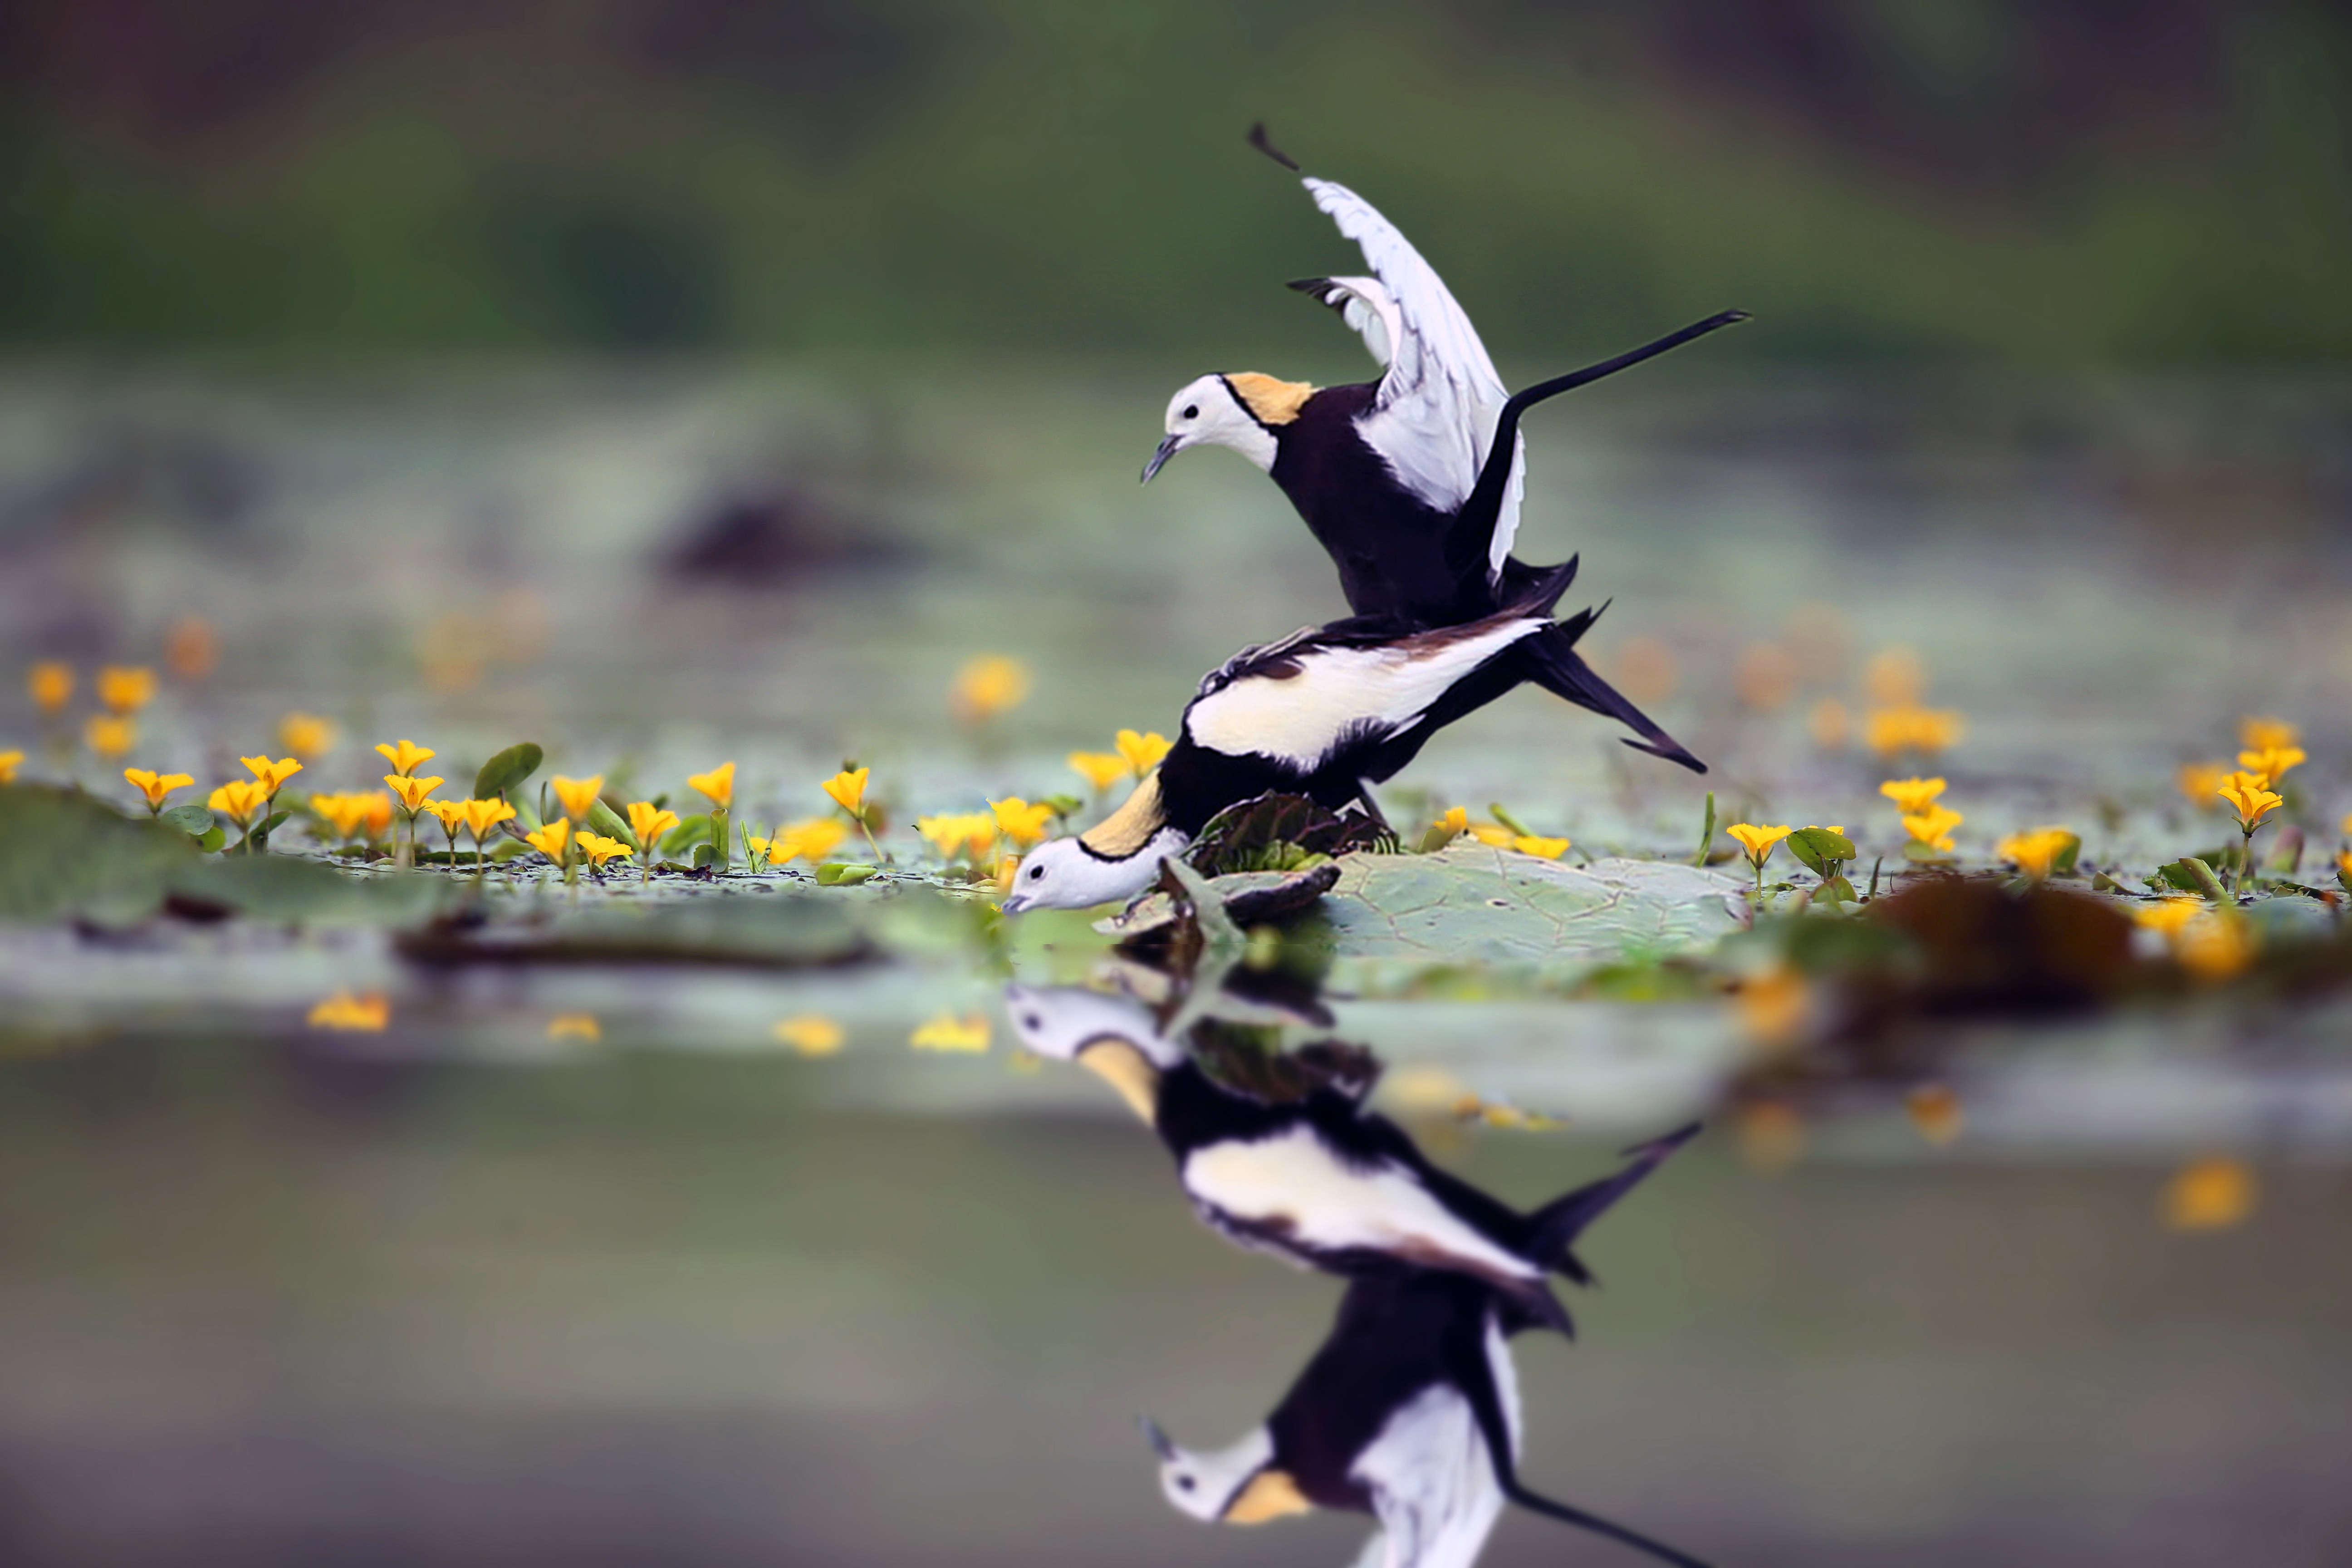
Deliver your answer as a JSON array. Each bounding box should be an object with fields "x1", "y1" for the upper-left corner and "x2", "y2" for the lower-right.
[{"x1": 6, "y1": 0, "x2": 2351, "y2": 363}]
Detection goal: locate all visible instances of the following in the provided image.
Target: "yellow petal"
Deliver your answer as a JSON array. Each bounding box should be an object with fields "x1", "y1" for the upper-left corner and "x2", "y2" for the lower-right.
[
  {"x1": 550, "y1": 774, "x2": 605, "y2": 821},
  {"x1": 687, "y1": 762, "x2": 735, "y2": 810}
]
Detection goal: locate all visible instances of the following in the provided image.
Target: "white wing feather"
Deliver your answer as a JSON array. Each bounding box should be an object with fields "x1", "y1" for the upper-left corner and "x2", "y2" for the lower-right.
[
  {"x1": 1349, "y1": 1385, "x2": 1508, "y2": 1568},
  {"x1": 1303, "y1": 178, "x2": 1527, "y2": 575}
]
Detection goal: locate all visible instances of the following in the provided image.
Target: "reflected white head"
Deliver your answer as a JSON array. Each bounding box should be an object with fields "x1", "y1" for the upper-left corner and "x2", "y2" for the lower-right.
[
  {"x1": 1142, "y1": 375, "x2": 1277, "y2": 481},
  {"x1": 999, "y1": 831, "x2": 1182, "y2": 914},
  {"x1": 1001, "y1": 983, "x2": 1167, "y2": 1063},
  {"x1": 1143, "y1": 1419, "x2": 1275, "y2": 1523}
]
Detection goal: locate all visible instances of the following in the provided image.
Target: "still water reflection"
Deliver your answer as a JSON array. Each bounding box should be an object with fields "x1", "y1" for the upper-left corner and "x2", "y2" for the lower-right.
[{"x1": 1008, "y1": 957, "x2": 1710, "y2": 1567}]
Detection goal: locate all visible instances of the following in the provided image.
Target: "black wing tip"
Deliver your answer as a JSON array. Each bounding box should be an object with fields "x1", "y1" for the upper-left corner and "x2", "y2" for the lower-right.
[
  {"x1": 1623, "y1": 1121, "x2": 1705, "y2": 1161},
  {"x1": 1246, "y1": 122, "x2": 1301, "y2": 172},
  {"x1": 1620, "y1": 735, "x2": 1709, "y2": 774}
]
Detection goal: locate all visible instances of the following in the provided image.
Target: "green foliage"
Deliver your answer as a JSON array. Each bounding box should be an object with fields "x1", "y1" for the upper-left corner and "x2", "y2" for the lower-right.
[
  {"x1": 0, "y1": 786, "x2": 197, "y2": 923},
  {"x1": 1787, "y1": 827, "x2": 1856, "y2": 877},
  {"x1": 159, "y1": 804, "x2": 215, "y2": 838},
  {"x1": 2156, "y1": 857, "x2": 2229, "y2": 901},
  {"x1": 473, "y1": 742, "x2": 544, "y2": 802},
  {"x1": 816, "y1": 863, "x2": 878, "y2": 886},
  {"x1": 1691, "y1": 791, "x2": 1717, "y2": 868}
]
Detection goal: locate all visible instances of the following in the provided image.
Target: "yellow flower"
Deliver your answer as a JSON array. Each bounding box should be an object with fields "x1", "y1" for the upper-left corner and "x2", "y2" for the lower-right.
[
  {"x1": 550, "y1": 774, "x2": 605, "y2": 821},
  {"x1": 1865, "y1": 704, "x2": 1962, "y2": 758},
  {"x1": 2162, "y1": 1156, "x2": 2256, "y2": 1230},
  {"x1": 768, "y1": 817, "x2": 848, "y2": 865},
  {"x1": 1115, "y1": 729, "x2": 1172, "y2": 774},
  {"x1": 1906, "y1": 1084, "x2": 1962, "y2": 1147},
  {"x1": 1466, "y1": 822, "x2": 1517, "y2": 848},
  {"x1": 375, "y1": 739, "x2": 435, "y2": 776},
  {"x1": 2177, "y1": 761, "x2": 2227, "y2": 807},
  {"x1": 774, "y1": 1015, "x2": 845, "y2": 1056},
  {"x1": 278, "y1": 712, "x2": 338, "y2": 759},
  {"x1": 1513, "y1": 835, "x2": 1571, "y2": 860},
  {"x1": 1878, "y1": 776, "x2": 1946, "y2": 814},
  {"x1": 1737, "y1": 1100, "x2": 1806, "y2": 1171},
  {"x1": 241, "y1": 755, "x2": 304, "y2": 796},
  {"x1": 627, "y1": 801, "x2": 681, "y2": 851},
  {"x1": 2215, "y1": 771, "x2": 2281, "y2": 833},
  {"x1": 165, "y1": 616, "x2": 218, "y2": 680},
  {"x1": 910, "y1": 1011, "x2": 991, "y2": 1053},
  {"x1": 2236, "y1": 745, "x2": 2304, "y2": 787},
  {"x1": 823, "y1": 767, "x2": 870, "y2": 816},
  {"x1": 1434, "y1": 806, "x2": 1470, "y2": 835},
  {"x1": 2239, "y1": 716, "x2": 2298, "y2": 753},
  {"x1": 579, "y1": 833, "x2": 633, "y2": 868},
  {"x1": 2340, "y1": 849, "x2": 2352, "y2": 887},
  {"x1": 1807, "y1": 696, "x2": 1849, "y2": 751},
  {"x1": 317, "y1": 792, "x2": 396, "y2": 841},
  {"x1": 2133, "y1": 897, "x2": 2204, "y2": 938},
  {"x1": 96, "y1": 666, "x2": 155, "y2": 715},
  {"x1": 358, "y1": 792, "x2": 394, "y2": 837},
  {"x1": 916, "y1": 812, "x2": 998, "y2": 860},
  {"x1": 123, "y1": 768, "x2": 194, "y2": 811},
  {"x1": 548, "y1": 1013, "x2": 602, "y2": 1041},
  {"x1": 0, "y1": 750, "x2": 22, "y2": 784},
  {"x1": 423, "y1": 800, "x2": 469, "y2": 835},
  {"x1": 1901, "y1": 804, "x2": 1964, "y2": 853},
  {"x1": 463, "y1": 797, "x2": 517, "y2": 840},
  {"x1": 1863, "y1": 646, "x2": 1923, "y2": 706},
  {"x1": 385, "y1": 774, "x2": 443, "y2": 813},
  {"x1": 208, "y1": 779, "x2": 268, "y2": 825},
  {"x1": 1994, "y1": 827, "x2": 2075, "y2": 880},
  {"x1": 1067, "y1": 751, "x2": 1128, "y2": 792},
  {"x1": 1725, "y1": 823, "x2": 1794, "y2": 871},
  {"x1": 85, "y1": 715, "x2": 136, "y2": 759},
  {"x1": 688, "y1": 761, "x2": 735, "y2": 810},
  {"x1": 951, "y1": 655, "x2": 1030, "y2": 723},
  {"x1": 990, "y1": 796, "x2": 1054, "y2": 848},
  {"x1": 523, "y1": 818, "x2": 572, "y2": 862},
  {"x1": 2176, "y1": 910, "x2": 2255, "y2": 981},
  {"x1": 28, "y1": 661, "x2": 72, "y2": 714},
  {"x1": 307, "y1": 991, "x2": 390, "y2": 1032},
  {"x1": 1740, "y1": 967, "x2": 1810, "y2": 1046}
]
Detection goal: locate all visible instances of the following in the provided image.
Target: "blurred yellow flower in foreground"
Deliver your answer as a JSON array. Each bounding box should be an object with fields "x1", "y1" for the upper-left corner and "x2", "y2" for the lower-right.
[
  {"x1": 123, "y1": 768, "x2": 193, "y2": 812},
  {"x1": 2163, "y1": 1156, "x2": 2256, "y2": 1230},
  {"x1": 1736, "y1": 1100, "x2": 1806, "y2": 1173},
  {"x1": 242, "y1": 755, "x2": 304, "y2": 796},
  {"x1": 1067, "y1": 751, "x2": 1128, "y2": 792},
  {"x1": 627, "y1": 801, "x2": 680, "y2": 851},
  {"x1": 2177, "y1": 760, "x2": 2227, "y2": 808},
  {"x1": 1906, "y1": 1084, "x2": 1963, "y2": 1147},
  {"x1": 97, "y1": 666, "x2": 155, "y2": 715},
  {"x1": 2236, "y1": 745, "x2": 2304, "y2": 787},
  {"x1": 385, "y1": 774, "x2": 442, "y2": 813},
  {"x1": 1995, "y1": 827, "x2": 2074, "y2": 880},
  {"x1": 0, "y1": 750, "x2": 22, "y2": 784},
  {"x1": 209, "y1": 779, "x2": 267, "y2": 826},
  {"x1": 2175, "y1": 910, "x2": 2255, "y2": 982},
  {"x1": 917, "y1": 812, "x2": 998, "y2": 861},
  {"x1": 951, "y1": 655, "x2": 1030, "y2": 722},
  {"x1": 1736, "y1": 966, "x2": 1809, "y2": 1047},
  {"x1": 2133, "y1": 897, "x2": 2204, "y2": 938},
  {"x1": 910, "y1": 1012, "x2": 991, "y2": 1053},
  {"x1": 1466, "y1": 822, "x2": 1516, "y2": 848},
  {"x1": 688, "y1": 762, "x2": 735, "y2": 810},
  {"x1": 308, "y1": 991, "x2": 390, "y2": 1032},
  {"x1": 86, "y1": 715, "x2": 136, "y2": 759},
  {"x1": 547, "y1": 1014, "x2": 601, "y2": 1041},
  {"x1": 767, "y1": 817, "x2": 848, "y2": 866},
  {"x1": 1901, "y1": 804, "x2": 1964, "y2": 854},
  {"x1": 523, "y1": 818, "x2": 571, "y2": 862},
  {"x1": 1115, "y1": 729, "x2": 1171, "y2": 774},
  {"x1": 2239, "y1": 716, "x2": 2298, "y2": 753},
  {"x1": 578, "y1": 833, "x2": 633, "y2": 869},
  {"x1": 2215, "y1": 772, "x2": 2281, "y2": 834},
  {"x1": 823, "y1": 767, "x2": 870, "y2": 816},
  {"x1": 551, "y1": 774, "x2": 605, "y2": 821},
  {"x1": 376, "y1": 740, "x2": 435, "y2": 776},
  {"x1": 278, "y1": 712, "x2": 338, "y2": 760},
  {"x1": 28, "y1": 661, "x2": 72, "y2": 715},
  {"x1": 1513, "y1": 835, "x2": 1570, "y2": 860},
  {"x1": 1879, "y1": 776, "x2": 1946, "y2": 814},
  {"x1": 774, "y1": 1015, "x2": 845, "y2": 1056},
  {"x1": 990, "y1": 796, "x2": 1054, "y2": 848},
  {"x1": 166, "y1": 616, "x2": 219, "y2": 680}
]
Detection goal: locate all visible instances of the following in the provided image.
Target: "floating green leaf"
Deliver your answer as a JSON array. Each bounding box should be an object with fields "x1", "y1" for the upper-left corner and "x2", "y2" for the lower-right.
[
  {"x1": 473, "y1": 742, "x2": 544, "y2": 802},
  {"x1": 816, "y1": 862, "x2": 878, "y2": 886},
  {"x1": 0, "y1": 785, "x2": 197, "y2": 923},
  {"x1": 1787, "y1": 827, "x2": 1856, "y2": 877},
  {"x1": 159, "y1": 804, "x2": 215, "y2": 837}
]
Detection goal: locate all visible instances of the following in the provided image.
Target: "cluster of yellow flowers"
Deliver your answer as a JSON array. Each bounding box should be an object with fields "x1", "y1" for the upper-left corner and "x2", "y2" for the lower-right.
[
  {"x1": 22, "y1": 660, "x2": 161, "y2": 761},
  {"x1": 1881, "y1": 776, "x2": 1960, "y2": 854}
]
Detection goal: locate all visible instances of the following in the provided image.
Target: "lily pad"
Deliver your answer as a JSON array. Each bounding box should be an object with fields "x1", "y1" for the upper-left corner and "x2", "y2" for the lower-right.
[
  {"x1": 0, "y1": 785, "x2": 197, "y2": 924},
  {"x1": 166, "y1": 857, "x2": 450, "y2": 927},
  {"x1": 397, "y1": 894, "x2": 875, "y2": 970}
]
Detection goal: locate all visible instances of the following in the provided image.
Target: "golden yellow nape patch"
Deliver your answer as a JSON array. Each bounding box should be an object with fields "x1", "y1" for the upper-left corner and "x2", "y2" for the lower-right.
[
  {"x1": 1225, "y1": 1468, "x2": 1315, "y2": 1525},
  {"x1": 1074, "y1": 1036, "x2": 1161, "y2": 1124},
  {"x1": 1079, "y1": 772, "x2": 1166, "y2": 858},
  {"x1": 1225, "y1": 372, "x2": 1316, "y2": 426}
]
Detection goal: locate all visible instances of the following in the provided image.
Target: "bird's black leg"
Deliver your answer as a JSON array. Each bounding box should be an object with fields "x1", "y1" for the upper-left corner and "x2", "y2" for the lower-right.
[
  {"x1": 1350, "y1": 779, "x2": 1392, "y2": 833},
  {"x1": 1455, "y1": 1317, "x2": 1715, "y2": 1568}
]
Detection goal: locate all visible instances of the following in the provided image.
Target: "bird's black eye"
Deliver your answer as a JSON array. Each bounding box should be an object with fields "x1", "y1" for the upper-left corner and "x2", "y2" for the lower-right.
[
  {"x1": 1182, "y1": 404, "x2": 1198, "y2": 420},
  {"x1": 1021, "y1": 1014, "x2": 1041, "y2": 1030},
  {"x1": 1028, "y1": 864, "x2": 1044, "y2": 879},
  {"x1": 1176, "y1": 1476, "x2": 1195, "y2": 1492}
]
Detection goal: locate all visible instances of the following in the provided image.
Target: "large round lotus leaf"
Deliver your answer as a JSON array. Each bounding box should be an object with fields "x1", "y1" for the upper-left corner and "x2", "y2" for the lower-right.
[{"x1": 1323, "y1": 846, "x2": 1748, "y2": 981}]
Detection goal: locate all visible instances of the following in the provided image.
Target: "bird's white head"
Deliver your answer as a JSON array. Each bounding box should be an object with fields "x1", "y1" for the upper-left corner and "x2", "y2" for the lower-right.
[
  {"x1": 1143, "y1": 1419, "x2": 1292, "y2": 1525},
  {"x1": 1142, "y1": 374, "x2": 1280, "y2": 482},
  {"x1": 1001, "y1": 983, "x2": 1164, "y2": 1063},
  {"x1": 999, "y1": 830, "x2": 1181, "y2": 914}
]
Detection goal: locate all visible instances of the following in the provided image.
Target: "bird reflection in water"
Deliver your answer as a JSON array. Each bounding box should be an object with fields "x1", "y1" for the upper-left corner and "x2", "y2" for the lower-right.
[{"x1": 1003, "y1": 959, "x2": 1710, "y2": 1568}]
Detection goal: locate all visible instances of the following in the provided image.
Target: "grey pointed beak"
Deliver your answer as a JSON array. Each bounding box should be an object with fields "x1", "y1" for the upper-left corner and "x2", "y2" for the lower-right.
[
  {"x1": 999, "y1": 893, "x2": 1030, "y2": 915},
  {"x1": 1141, "y1": 434, "x2": 1181, "y2": 484},
  {"x1": 1139, "y1": 1415, "x2": 1177, "y2": 1460}
]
